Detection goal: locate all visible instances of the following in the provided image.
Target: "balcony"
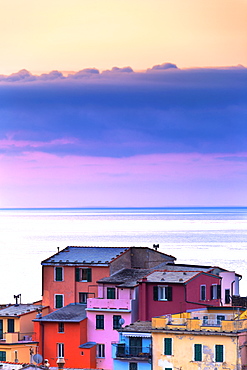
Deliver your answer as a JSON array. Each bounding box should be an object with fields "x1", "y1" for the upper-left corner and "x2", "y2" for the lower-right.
[
  {"x1": 87, "y1": 298, "x2": 131, "y2": 311},
  {"x1": 0, "y1": 332, "x2": 34, "y2": 343},
  {"x1": 113, "y1": 343, "x2": 151, "y2": 360}
]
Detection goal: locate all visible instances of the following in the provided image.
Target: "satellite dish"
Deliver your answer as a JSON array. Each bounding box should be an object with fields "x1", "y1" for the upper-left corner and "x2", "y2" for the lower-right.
[
  {"x1": 119, "y1": 318, "x2": 125, "y2": 326},
  {"x1": 33, "y1": 354, "x2": 43, "y2": 364}
]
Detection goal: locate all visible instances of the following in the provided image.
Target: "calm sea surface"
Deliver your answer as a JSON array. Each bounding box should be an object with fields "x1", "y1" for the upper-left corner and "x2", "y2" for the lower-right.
[{"x1": 0, "y1": 207, "x2": 246, "y2": 303}]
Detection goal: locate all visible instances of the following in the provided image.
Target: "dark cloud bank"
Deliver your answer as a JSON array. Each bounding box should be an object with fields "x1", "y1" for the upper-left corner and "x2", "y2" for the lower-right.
[{"x1": 0, "y1": 63, "x2": 246, "y2": 157}]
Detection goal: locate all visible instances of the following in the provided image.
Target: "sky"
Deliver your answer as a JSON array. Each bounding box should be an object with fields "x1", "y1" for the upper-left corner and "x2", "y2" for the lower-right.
[{"x1": 0, "y1": 0, "x2": 247, "y2": 208}]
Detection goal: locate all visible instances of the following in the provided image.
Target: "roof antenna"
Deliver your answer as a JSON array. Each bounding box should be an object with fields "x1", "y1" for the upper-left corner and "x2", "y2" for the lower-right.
[
  {"x1": 153, "y1": 244, "x2": 159, "y2": 251},
  {"x1": 57, "y1": 247, "x2": 60, "y2": 253}
]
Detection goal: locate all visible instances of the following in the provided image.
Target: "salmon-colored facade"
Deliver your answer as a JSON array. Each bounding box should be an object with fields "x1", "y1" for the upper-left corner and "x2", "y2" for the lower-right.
[{"x1": 42, "y1": 264, "x2": 109, "y2": 310}]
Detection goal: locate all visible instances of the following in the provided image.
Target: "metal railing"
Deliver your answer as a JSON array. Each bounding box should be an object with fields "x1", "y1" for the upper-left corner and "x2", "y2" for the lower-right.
[{"x1": 113, "y1": 344, "x2": 151, "y2": 359}]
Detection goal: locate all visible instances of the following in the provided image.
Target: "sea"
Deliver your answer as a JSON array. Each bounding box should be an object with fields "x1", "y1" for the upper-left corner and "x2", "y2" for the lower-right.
[{"x1": 0, "y1": 207, "x2": 246, "y2": 304}]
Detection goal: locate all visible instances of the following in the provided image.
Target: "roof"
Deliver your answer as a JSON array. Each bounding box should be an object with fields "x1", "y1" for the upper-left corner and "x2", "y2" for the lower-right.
[
  {"x1": 119, "y1": 320, "x2": 152, "y2": 333},
  {"x1": 79, "y1": 341, "x2": 97, "y2": 349},
  {"x1": 97, "y1": 268, "x2": 152, "y2": 287},
  {"x1": 0, "y1": 304, "x2": 43, "y2": 317},
  {"x1": 42, "y1": 246, "x2": 128, "y2": 266},
  {"x1": 141, "y1": 270, "x2": 204, "y2": 284},
  {"x1": 156, "y1": 263, "x2": 241, "y2": 277},
  {"x1": 34, "y1": 303, "x2": 87, "y2": 322}
]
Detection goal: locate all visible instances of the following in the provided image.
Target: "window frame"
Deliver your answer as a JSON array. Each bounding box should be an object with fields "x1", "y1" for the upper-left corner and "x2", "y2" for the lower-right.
[
  {"x1": 129, "y1": 363, "x2": 137, "y2": 370},
  {"x1": 107, "y1": 287, "x2": 116, "y2": 299},
  {"x1": 164, "y1": 338, "x2": 172, "y2": 355},
  {"x1": 54, "y1": 267, "x2": 63, "y2": 282},
  {"x1": 58, "y1": 322, "x2": 64, "y2": 333},
  {"x1": 75, "y1": 268, "x2": 92, "y2": 282},
  {"x1": 200, "y1": 285, "x2": 206, "y2": 301},
  {"x1": 96, "y1": 315, "x2": 104, "y2": 329},
  {"x1": 57, "y1": 343, "x2": 64, "y2": 358},
  {"x1": 113, "y1": 315, "x2": 122, "y2": 330},
  {"x1": 97, "y1": 343, "x2": 105, "y2": 358},
  {"x1": 0, "y1": 351, "x2": 6, "y2": 361},
  {"x1": 215, "y1": 344, "x2": 224, "y2": 363},
  {"x1": 154, "y1": 286, "x2": 172, "y2": 301},
  {"x1": 55, "y1": 294, "x2": 64, "y2": 309},
  {"x1": 194, "y1": 344, "x2": 202, "y2": 362},
  {"x1": 7, "y1": 318, "x2": 15, "y2": 333},
  {"x1": 225, "y1": 289, "x2": 230, "y2": 304},
  {"x1": 79, "y1": 292, "x2": 88, "y2": 304}
]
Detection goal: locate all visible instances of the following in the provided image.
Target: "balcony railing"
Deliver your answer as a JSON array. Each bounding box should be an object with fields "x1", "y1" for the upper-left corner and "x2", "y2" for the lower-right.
[
  {"x1": 113, "y1": 343, "x2": 151, "y2": 360},
  {"x1": 87, "y1": 298, "x2": 131, "y2": 310}
]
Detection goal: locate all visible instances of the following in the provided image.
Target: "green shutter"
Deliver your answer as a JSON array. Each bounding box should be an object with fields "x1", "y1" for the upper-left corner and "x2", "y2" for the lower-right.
[
  {"x1": 153, "y1": 286, "x2": 158, "y2": 301},
  {"x1": 167, "y1": 286, "x2": 172, "y2": 301},
  {"x1": 7, "y1": 319, "x2": 14, "y2": 333},
  {"x1": 0, "y1": 351, "x2": 6, "y2": 361},
  {"x1": 56, "y1": 267, "x2": 63, "y2": 281},
  {"x1": 217, "y1": 284, "x2": 221, "y2": 299},
  {"x1": 87, "y1": 268, "x2": 92, "y2": 282},
  {"x1": 56, "y1": 295, "x2": 63, "y2": 308},
  {"x1": 215, "y1": 345, "x2": 224, "y2": 362},
  {"x1": 194, "y1": 344, "x2": 202, "y2": 361},
  {"x1": 164, "y1": 338, "x2": 172, "y2": 355},
  {"x1": 75, "y1": 268, "x2": 80, "y2": 282}
]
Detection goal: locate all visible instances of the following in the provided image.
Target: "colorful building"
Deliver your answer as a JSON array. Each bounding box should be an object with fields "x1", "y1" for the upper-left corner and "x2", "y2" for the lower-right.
[
  {"x1": 41, "y1": 246, "x2": 176, "y2": 310},
  {"x1": 0, "y1": 304, "x2": 48, "y2": 363},
  {"x1": 138, "y1": 270, "x2": 222, "y2": 321},
  {"x1": 112, "y1": 321, "x2": 152, "y2": 370},
  {"x1": 151, "y1": 307, "x2": 247, "y2": 370},
  {"x1": 33, "y1": 303, "x2": 96, "y2": 369}
]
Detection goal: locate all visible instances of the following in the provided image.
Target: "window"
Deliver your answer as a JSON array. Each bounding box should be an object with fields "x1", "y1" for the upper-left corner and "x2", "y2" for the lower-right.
[
  {"x1": 97, "y1": 344, "x2": 105, "y2": 358},
  {"x1": 7, "y1": 318, "x2": 15, "y2": 333},
  {"x1": 96, "y1": 315, "x2": 104, "y2": 329},
  {"x1": 153, "y1": 286, "x2": 172, "y2": 301},
  {"x1": 57, "y1": 343, "x2": 64, "y2": 358},
  {"x1": 58, "y1": 322, "x2": 64, "y2": 333},
  {"x1": 0, "y1": 351, "x2": 6, "y2": 361},
  {"x1": 79, "y1": 292, "x2": 88, "y2": 304},
  {"x1": 164, "y1": 338, "x2": 172, "y2": 355},
  {"x1": 129, "y1": 363, "x2": 137, "y2": 370},
  {"x1": 107, "y1": 287, "x2": 115, "y2": 299},
  {"x1": 200, "y1": 285, "x2": 206, "y2": 301},
  {"x1": 113, "y1": 315, "x2": 122, "y2": 330},
  {"x1": 75, "y1": 268, "x2": 92, "y2": 282},
  {"x1": 55, "y1": 267, "x2": 63, "y2": 281},
  {"x1": 215, "y1": 345, "x2": 224, "y2": 362},
  {"x1": 211, "y1": 284, "x2": 221, "y2": 300},
  {"x1": 202, "y1": 316, "x2": 208, "y2": 325},
  {"x1": 0, "y1": 320, "x2": 3, "y2": 340},
  {"x1": 225, "y1": 289, "x2": 230, "y2": 304},
  {"x1": 217, "y1": 315, "x2": 225, "y2": 325},
  {"x1": 194, "y1": 344, "x2": 202, "y2": 361},
  {"x1": 55, "y1": 294, "x2": 64, "y2": 309}
]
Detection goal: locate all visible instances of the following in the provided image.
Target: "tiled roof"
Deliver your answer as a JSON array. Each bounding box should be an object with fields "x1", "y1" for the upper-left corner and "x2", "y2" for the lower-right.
[
  {"x1": 35, "y1": 304, "x2": 87, "y2": 322},
  {"x1": 0, "y1": 304, "x2": 43, "y2": 317},
  {"x1": 98, "y1": 268, "x2": 152, "y2": 287},
  {"x1": 143, "y1": 270, "x2": 201, "y2": 283},
  {"x1": 42, "y1": 246, "x2": 128, "y2": 265},
  {"x1": 119, "y1": 321, "x2": 152, "y2": 333}
]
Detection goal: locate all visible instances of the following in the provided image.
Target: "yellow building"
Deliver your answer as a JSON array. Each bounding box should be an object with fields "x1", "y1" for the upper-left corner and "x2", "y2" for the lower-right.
[
  {"x1": 152, "y1": 307, "x2": 247, "y2": 370},
  {"x1": 0, "y1": 303, "x2": 49, "y2": 363}
]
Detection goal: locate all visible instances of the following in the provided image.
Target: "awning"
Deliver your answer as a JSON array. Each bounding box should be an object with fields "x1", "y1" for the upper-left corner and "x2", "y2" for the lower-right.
[{"x1": 122, "y1": 332, "x2": 151, "y2": 338}]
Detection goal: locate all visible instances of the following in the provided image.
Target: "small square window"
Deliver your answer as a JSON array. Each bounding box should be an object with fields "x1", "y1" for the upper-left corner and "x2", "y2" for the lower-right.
[
  {"x1": 58, "y1": 322, "x2": 64, "y2": 333},
  {"x1": 79, "y1": 292, "x2": 88, "y2": 304},
  {"x1": 107, "y1": 287, "x2": 115, "y2": 299}
]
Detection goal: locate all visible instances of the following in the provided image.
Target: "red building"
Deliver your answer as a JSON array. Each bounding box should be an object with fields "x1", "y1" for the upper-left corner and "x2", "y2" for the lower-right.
[
  {"x1": 138, "y1": 270, "x2": 222, "y2": 321},
  {"x1": 33, "y1": 304, "x2": 96, "y2": 369}
]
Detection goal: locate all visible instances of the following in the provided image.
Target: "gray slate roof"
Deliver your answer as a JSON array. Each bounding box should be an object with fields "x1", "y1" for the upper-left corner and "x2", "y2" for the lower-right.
[
  {"x1": 119, "y1": 321, "x2": 152, "y2": 333},
  {"x1": 98, "y1": 268, "x2": 152, "y2": 287},
  {"x1": 42, "y1": 246, "x2": 128, "y2": 266},
  {"x1": 0, "y1": 304, "x2": 43, "y2": 317},
  {"x1": 35, "y1": 304, "x2": 87, "y2": 322},
  {"x1": 144, "y1": 270, "x2": 202, "y2": 283}
]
